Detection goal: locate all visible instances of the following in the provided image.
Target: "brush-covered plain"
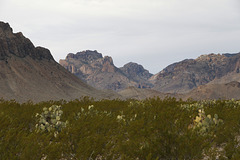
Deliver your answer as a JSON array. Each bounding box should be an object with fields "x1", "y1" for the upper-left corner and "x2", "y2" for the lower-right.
[{"x1": 1, "y1": 97, "x2": 240, "y2": 160}]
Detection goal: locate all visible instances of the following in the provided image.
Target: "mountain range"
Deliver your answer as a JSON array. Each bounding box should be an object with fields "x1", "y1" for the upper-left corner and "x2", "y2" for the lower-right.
[
  {"x1": 0, "y1": 22, "x2": 116, "y2": 103},
  {"x1": 59, "y1": 50, "x2": 153, "y2": 91},
  {"x1": 1, "y1": 21, "x2": 240, "y2": 102},
  {"x1": 60, "y1": 51, "x2": 240, "y2": 94}
]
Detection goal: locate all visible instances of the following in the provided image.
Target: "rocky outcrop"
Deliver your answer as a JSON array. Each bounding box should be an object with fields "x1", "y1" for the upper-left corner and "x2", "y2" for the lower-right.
[
  {"x1": 120, "y1": 62, "x2": 153, "y2": 88},
  {"x1": 60, "y1": 51, "x2": 153, "y2": 91},
  {"x1": 59, "y1": 50, "x2": 117, "y2": 76},
  {"x1": 101, "y1": 56, "x2": 116, "y2": 73},
  {"x1": 120, "y1": 62, "x2": 152, "y2": 79},
  {"x1": 0, "y1": 22, "x2": 53, "y2": 60},
  {"x1": 60, "y1": 50, "x2": 240, "y2": 94},
  {"x1": 150, "y1": 53, "x2": 240, "y2": 93},
  {"x1": 0, "y1": 21, "x2": 116, "y2": 102}
]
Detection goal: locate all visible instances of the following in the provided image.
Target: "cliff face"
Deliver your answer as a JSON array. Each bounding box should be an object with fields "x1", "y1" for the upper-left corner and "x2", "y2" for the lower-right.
[
  {"x1": 150, "y1": 53, "x2": 240, "y2": 93},
  {"x1": 0, "y1": 22, "x2": 114, "y2": 102},
  {"x1": 4, "y1": 21, "x2": 240, "y2": 101},
  {"x1": 120, "y1": 62, "x2": 153, "y2": 88},
  {"x1": 60, "y1": 51, "x2": 153, "y2": 90},
  {"x1": 60, "y1": 50, "x2": 240, "y2": 94},
  {"x1": 0, "y1": 22, "x2": 53, "y2": 60}
]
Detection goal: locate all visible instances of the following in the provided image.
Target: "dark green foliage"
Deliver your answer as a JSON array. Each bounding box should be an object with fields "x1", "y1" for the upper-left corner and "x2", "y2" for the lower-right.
[{"x1": 1, "y1": 97, "x2": 240, "y2": 159}]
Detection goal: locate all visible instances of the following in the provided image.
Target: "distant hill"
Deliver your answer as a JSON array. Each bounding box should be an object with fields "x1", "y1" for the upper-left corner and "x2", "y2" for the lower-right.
[
  {"x1": 183, "y1": 81, "x2": 240, "y2": 100},
  {"x1": 4, "y1": 21, "x2": 240, "y2": 102},
  {"x1": 60, "y1": 50, "x2": 240, "y2": 97},
  {"x1": 59, "y1": 51, "x2": 153, "y2": 91},
  {"x1": 150, "y1": 53, "x2": 240, "y2": 93},
  {"x1": 120, "y1": 62, "x2": 153, "y2": 88},
  {"x1": 0, "y1": 21, "x2": 116, "y2": 103},
  {"x1": 118, "y1": 86, "x2": 180, "y2": 100}
]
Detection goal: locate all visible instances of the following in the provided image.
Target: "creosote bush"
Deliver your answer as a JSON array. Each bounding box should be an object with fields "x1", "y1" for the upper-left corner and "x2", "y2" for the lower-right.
[{"x1": 2, "y1": 97, "x2": 240, "y2": 159}]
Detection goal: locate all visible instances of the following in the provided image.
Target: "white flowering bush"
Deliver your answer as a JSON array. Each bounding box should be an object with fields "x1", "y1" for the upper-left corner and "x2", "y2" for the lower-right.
[{"x1": 35, "y1": 105, "x2": 68, "y2": 135}]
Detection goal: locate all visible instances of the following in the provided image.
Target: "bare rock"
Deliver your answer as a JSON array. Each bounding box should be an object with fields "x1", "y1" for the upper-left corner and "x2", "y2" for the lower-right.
[
  {"x1": 120, "y1": 62, "x2": 153, "y2": 88},
  {"x1": 60, "y1": 50, "x2": 136, "y2": 91},
  {"x1": 151, "y1": 53, "x2": 240, "y2": 93},
  {"x1": 0, "y1": 22, "x2": 53, "y2": 60},
  {"x1": 0, "y1": 21, "x2": 116, "y2": 102}
]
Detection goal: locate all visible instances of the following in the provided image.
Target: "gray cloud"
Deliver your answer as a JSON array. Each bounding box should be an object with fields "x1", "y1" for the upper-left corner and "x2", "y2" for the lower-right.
[{"x1": 1, "y1": 0, "x2": 240, "y2": 73}]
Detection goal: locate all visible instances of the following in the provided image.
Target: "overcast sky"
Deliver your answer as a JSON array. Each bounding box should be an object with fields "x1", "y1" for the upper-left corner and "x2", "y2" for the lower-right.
[{"x1": 1, "y1": 0, "x2": 240, "y2": 73}]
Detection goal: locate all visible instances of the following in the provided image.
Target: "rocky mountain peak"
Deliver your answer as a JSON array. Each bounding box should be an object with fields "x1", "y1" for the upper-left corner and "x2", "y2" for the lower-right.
[
  {"x1": 122, "y1": 62, "x2": 145, "y2": 72},
  {"x1": 66, "y1": 50, "x2": 103, "y2": 62},
  {"x1": 60, "y1": 50, "x2": 156, "y2": 90},
  {"x1": 196, "y1": 53, "x2": 228, "y2": 63},
  {"x1": 0, "y1": 22, "x2": 12, "y2": 34},
  {"x1": 120, "y1": 62, "x2": 153, "y2": 79},
  {"x1": 151, "y1": 52, "x2": 240, "y2": 93},
  {"x1": 101, "y1": 56, "x2": 116, "y2": 72},
  {"x1": 103, "y1": 56, "x2": 113, "y2": 63},
  {"x1": 223, "y1": 53, "x2": 239, "y2": 57},
  {"x1": 0, "y1": 21, "x2": 53, "y2": 60},
  {"x1": 0, "y1": 21, "x2": 115, "y2": 102},
  {"x1": 61, "y1": 50, "x2": 117, "y2": 73}
]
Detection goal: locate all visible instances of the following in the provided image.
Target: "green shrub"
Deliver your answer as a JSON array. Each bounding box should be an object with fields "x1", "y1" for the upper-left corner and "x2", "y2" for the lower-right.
[
  {"x1": 191, "y1": 109, "x2": 223, "y2": 135},
  {"x1": 1, "y1": 98, "x2": 240, "y2": 159},
  {"x1": 35, "y1": 105, "x2": 68, "y2": 136}
]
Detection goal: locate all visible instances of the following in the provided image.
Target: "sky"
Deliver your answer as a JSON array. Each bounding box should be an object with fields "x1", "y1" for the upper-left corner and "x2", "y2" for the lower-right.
[{"x1": 0, "y1": 0, "x2": 240, "y2": 74}]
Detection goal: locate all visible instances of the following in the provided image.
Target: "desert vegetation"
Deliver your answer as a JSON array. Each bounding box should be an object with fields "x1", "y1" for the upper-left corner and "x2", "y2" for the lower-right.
[{"x1": 1, "y1": 97, "x2": 240, "y2": 159}]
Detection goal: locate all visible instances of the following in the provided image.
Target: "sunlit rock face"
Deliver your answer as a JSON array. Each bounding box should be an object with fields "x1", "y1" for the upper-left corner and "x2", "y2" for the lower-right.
[{"x1": 60, "y1": 50, "x2": 153, "y2": 91}]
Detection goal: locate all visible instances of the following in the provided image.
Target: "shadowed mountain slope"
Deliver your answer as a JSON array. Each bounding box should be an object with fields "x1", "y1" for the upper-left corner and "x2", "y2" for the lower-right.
[
  {"x1": 150, "y1": 53, "x2": 240, "y2": 93},
  {"x1": 0, "y1": 22, "x2": 116, "y2": 103}
]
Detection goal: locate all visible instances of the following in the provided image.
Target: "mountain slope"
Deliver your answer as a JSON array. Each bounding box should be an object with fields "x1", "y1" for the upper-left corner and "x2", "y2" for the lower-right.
[
  {"x1": 59, "y1": 51, "x2": 153, "y2": 90},
  {"x1": 183, "y1": 81, "x2": 240, "y2": 100},
  {"x1": 150, "y1": 53, "x2": 240, "y2": 93},
  {"x1": 120, "y1": 62, "x2": 153, "y2": 88},
  {"x1": 0, "y1": 22, "x2": 115, "y2": 102},
  {"x1": 60, "y1": 50, "x2": 240, "y2": 96},
  {"x1": 118, "y1": 86, "x2": 179, "y2": 100}
]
